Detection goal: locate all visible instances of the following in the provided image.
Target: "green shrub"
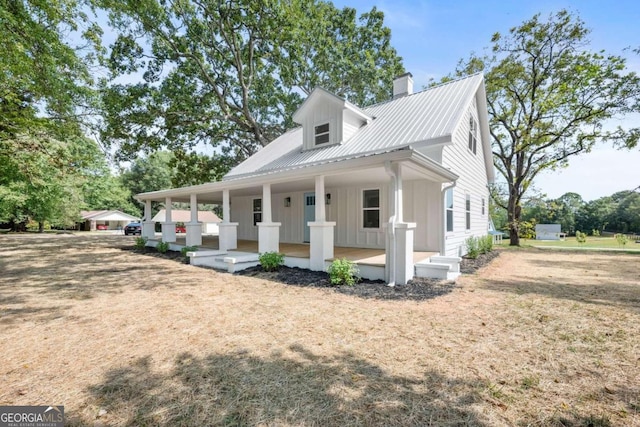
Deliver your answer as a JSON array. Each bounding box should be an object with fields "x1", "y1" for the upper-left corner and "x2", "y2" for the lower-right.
[
  {"x1": 479, "y1": 235, "x2": 494, "y2": 254},
  {"x1": 465, "y1": 236, "x2": 480, "y2": 259},
  {"x1": 615, "y1": 233, "x2": 628, "y2": 247},
  {"x1": 327, "y1": 258, "x2": 359, "y2": 286},
  {"x1": 575, "y1": 231, "x2": 587, "y2": 244},
  {"x1": 592, "y1": 229, "x2": 601, "y2": 237},
  {"x1": 181, "y1": 246, "x2": 198, "y2": 263},
  {"x1": 259, "y1": 251, "x2": 285, "y2": 272},
  {"x1": 156, "y1": 241, "x2": 169, "y2": 253},
  {"x1": 134, "y1": 236, "x2": 148, "y2": 250}
]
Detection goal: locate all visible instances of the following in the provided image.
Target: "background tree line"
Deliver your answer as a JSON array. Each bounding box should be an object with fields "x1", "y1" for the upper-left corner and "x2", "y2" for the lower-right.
[{"x1": 492, "y1": 189, "x2": 640, "y2": 236}]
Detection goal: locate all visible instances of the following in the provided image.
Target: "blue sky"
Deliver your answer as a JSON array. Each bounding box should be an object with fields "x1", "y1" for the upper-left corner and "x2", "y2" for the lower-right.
[{"x1": 333, "y1": 0, "x2": 640, "y2": 201}]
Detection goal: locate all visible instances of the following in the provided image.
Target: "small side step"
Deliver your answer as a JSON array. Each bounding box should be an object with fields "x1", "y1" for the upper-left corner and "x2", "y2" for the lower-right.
[
  {"x1": 188, "y1": 250, "x2": 228, "y2": 269},
  {"x1": 222, "y1": 253, "x2": 260, "y2": 273},
  {"x1": 415, "y1": 255, "x2": 461, "y2": 281}
]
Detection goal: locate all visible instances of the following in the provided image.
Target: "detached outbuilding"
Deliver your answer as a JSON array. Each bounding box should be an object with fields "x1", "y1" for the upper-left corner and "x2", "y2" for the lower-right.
[
  {"x1": 152, "y1": 209, "x2": 221, "y2": 235},
  {"x1": 80, "y1": 210, "x2": 139, "y2": 231}
]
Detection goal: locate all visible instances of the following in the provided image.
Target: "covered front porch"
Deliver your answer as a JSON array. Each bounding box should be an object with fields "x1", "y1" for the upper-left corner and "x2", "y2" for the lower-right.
[{"x1": 137, "y1": 150, "x2": 461, "y2": 283}]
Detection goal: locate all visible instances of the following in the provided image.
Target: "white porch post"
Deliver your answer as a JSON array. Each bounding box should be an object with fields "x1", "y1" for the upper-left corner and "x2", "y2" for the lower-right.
[
  {"x1": 185, "y1": 193, "x2": 202, "y2": 246},
  {"x1": 309, "y1": 175, "x2": 336, "y2": 271},
  {"x1": 142, "y1": 199, "x2": 155, "y2": 239},
  {"x1": 218, "y1": 189, "x2": 238, "y2": 251},
  {"x1": 257, "y1": 183, "x2": 281, "y2": 253},
  {"x1": 385, "y1": 163, "x2": 415, "y2": 285},
  {"x1": 161, "y1": 197, "x2": 176, "y2": 242}
]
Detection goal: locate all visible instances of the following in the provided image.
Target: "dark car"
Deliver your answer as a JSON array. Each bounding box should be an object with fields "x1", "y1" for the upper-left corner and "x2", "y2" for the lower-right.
[{"x1": 124, "y1": 222, "x2": 142, "y2": 236}]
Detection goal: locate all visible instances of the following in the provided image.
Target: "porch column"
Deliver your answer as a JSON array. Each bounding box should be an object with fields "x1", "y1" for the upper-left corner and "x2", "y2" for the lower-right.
[
  {"x1": 142, "y1": 199, "x2": 155, "y2": 239},
  {"x1": 218, "y1": 189, "x2": 238, "y2": 251},
  {"x1": 161, "y1": 197, "x2": 176, "y2": 243},
  {"x1": 185, "y1": 193, "x2": 202, "y2": 246},
  {"x1": 309, "y1": 175, "x2": 335, "y2": 271},
  {"x1": 257, "y1": 183, "x2": 281, "y2": 253},
  {"x1": 395, "y1": 165, "x2": 415, "y2": 284}
]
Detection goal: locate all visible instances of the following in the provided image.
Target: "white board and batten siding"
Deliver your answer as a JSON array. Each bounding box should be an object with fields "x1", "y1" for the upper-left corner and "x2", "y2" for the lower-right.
[
  {"x1": 441, "y1": 96, "x2": 490, "y2": 257},
  {"x1": 231, "y1": 179, "x2": 441, "y2": 251}
]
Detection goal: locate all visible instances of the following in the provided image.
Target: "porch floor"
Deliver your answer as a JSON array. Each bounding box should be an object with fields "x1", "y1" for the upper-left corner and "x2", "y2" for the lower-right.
[{"x1": 170, "y1": 235, "x2": 435, "y2": 266}]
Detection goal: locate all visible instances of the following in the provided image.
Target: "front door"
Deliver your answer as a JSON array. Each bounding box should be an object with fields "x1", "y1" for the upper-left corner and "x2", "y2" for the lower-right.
[{"x1": 303, "y1": 192, "x2": 315, "y2": 242}]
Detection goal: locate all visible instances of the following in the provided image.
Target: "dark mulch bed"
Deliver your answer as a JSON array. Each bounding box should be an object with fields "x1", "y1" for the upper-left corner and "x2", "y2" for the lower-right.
[{"x1": 122, "y1": 244, "x2": 500, "y2": 301}]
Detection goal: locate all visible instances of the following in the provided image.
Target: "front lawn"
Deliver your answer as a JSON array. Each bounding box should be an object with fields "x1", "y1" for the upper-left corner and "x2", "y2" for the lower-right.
[{"x1": 0, "y1": 235, "x2": 638, "y2": 426}]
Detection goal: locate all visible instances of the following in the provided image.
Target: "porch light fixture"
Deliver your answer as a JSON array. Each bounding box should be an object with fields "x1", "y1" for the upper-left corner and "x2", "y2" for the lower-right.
[
  {"x1": 325, "y1": 193, "x2": 331, "y2": 205},
  {"x1": 284, "y1": 197, "x2": 291, "y2": 207}
]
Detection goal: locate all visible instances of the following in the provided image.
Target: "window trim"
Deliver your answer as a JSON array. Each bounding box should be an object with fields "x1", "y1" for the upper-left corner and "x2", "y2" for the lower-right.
[
  {"x1": 465, "y1": 194, "x2": 471, "y2": 231},
  {"x1": 314, "y1": 122, "x2": 330, "y2": 145},
  {"x1": 252, "y1": 198, "x2": 262, "y2": 226},
  {"x1": 468, "y1": 116, "x2": 478, "y2": 154},
  {"x1": 362, "y1": 188, "x2": 381, "y2": 229},
  {"x1": 482, "y1": 197, "x2": 486, "y2": 216},
  {"x1": 445, "y1": 188, "x2": 454, "y2": 233}
]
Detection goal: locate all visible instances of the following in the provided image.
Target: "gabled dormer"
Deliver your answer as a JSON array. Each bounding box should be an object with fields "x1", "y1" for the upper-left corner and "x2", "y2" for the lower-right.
[{"x1": 292, "y1": 87, "x2": 372, "y2": 151}]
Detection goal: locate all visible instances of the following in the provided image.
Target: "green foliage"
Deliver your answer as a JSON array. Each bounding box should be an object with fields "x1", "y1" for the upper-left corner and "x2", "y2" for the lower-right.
[
  {"x1": 615, "y1": 233, "x2": 629, "y2": 247},
  {"x1": 453, "y1": 10, "x2": 640, "y2": 246},
  {"x1": 465, "y1": 236, "x2": 480, "y2": 259},
  {"x1": 156, "y1": 241, "x2": 169, "y2": 253},
  {"x1": 479, "y1": 235, "x2": 494, "y2": 254},
  {"x1": 134, "y1": 236, "x2": 148, "y2": 250},
  {"x1": 466, "y1": 235, "x2": 494, "y2": 259},
  {"x1": 592, "y1": 229, "x2": 600, "y2": 236},
  {"x1": 327, "y1": 258, "x2": 359, "y2": 286},
  {"x1": 180, "y1": 246, "x2": 198, "y2": 257},
  {"x1": 575, "y1": 231, "x2": 587, "y2": 244},
  {"x1": 259, "y1": 252, "x2": 285, "y2": 272},
  {"x1": 518, "y1": 220, "x2": 537, "y2": 240},
  {"x1": 98, "y1": 0, "x2": 404, "y2": 174}
]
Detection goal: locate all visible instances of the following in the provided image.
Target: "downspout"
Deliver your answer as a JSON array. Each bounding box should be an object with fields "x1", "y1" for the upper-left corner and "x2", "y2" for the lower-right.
[
  {"x1": 441, "y1": 181, "x2": 457, "y2": 257},
  {"x1": 384, "y1": 161, "x2": 398, "y2": 287}
]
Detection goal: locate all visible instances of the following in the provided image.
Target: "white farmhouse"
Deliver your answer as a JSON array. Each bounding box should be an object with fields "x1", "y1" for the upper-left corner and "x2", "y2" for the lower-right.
[{"x1": 136, "y1": 73, "x2": 494, "y2": 284}]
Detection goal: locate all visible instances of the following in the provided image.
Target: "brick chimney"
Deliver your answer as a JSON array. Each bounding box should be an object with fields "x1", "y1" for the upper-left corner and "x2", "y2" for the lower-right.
[{"x1": 393, "y1": 72, "x2": 413, "y2": 99}]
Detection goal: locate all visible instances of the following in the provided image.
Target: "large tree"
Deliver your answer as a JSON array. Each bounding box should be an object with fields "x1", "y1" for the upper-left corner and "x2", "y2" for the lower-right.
[
  {"x1": 454, "y1": 10, "x2": 640, "y2": 245},
  {"x1": 98, "y1": 0, "x2": 404, "y2": 171}
]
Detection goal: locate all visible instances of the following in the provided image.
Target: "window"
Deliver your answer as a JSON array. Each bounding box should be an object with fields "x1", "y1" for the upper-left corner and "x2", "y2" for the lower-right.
[
  {"x1": 362, "y1": 189, "x2": 380, "y2": 228},
  {"x1": 445, "y1": 189, "x2": 454, "y2": 232},
  {"x1": 468, "y1": 116, "x2": 477, "y2": 154},
  {"x1": 482, "y1": 198, "x2": 486, "y2": 215},
  {"x1": 465, "y1": 194, "x2": 471, "y2": 230},
  {"x1": 314, "y1": 123, "x2": 330, "y2": 145},
  {"x1": 252, "y1": 198, "x2": 262, "y2": 226}
]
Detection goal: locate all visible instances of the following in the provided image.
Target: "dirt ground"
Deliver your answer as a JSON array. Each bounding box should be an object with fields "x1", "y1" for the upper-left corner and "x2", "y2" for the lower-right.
[{"x1": 0, "y1": 234, "x2": 638, "y2": 426}]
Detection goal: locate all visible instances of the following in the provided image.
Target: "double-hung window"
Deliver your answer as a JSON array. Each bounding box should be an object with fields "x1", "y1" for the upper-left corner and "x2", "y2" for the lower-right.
[
  {"x1": 362, "y1": 189, "x2": 380, "y2": 228},
  {"x1": 253, "y1": 198, "x2": 262, "y2": 226},
  {"x1": 468, "y1": 116, "x2": 477, "y2": 154},
  {"x1": 465, "y1": 194, "x2": 471, "y2": 230},
  {"x1": 445, "y1": 189, "x2": 454, "y2": 232}
]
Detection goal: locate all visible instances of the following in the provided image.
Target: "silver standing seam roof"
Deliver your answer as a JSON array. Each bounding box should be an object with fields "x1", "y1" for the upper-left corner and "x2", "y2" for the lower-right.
[{"x1": 225, "y1": 73, "x2": 485, "y2": 180}]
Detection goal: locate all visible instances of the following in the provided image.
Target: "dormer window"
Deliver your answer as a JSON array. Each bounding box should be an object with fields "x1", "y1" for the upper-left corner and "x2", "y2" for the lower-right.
[{"x1": 314, "y1": 123, "x2": 330, "y2": 145}]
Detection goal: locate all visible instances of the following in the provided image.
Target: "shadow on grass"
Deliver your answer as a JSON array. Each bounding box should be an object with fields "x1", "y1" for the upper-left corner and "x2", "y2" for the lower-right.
[
  {"x1": 0, "y1": 235, "x2": 205, "y2": 325},
  {"x1": 68, "y1": 345, "x2": 487, "y2": 426},
  {"x1": 480, "y1": 275, "x2": 640, "y2": 311}
]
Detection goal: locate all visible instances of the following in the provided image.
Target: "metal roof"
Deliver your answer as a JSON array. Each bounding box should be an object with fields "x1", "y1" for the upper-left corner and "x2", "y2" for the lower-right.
[{"x1": 226, "y1": 73, "x2": 485, "y2": 180}]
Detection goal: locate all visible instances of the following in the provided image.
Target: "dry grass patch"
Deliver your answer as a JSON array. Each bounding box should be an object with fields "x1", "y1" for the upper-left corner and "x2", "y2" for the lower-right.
[{"x1": 0, "y1": 235, "x2": 638, "y2": 426}]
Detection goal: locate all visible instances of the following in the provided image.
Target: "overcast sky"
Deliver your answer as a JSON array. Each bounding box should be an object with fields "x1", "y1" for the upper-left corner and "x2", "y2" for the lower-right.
[{"x1": 333, "y1": 0, "x2": 640, "y2": 201}]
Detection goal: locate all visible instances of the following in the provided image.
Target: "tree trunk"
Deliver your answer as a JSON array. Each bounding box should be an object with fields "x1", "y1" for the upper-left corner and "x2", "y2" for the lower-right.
[
  {"x1": 38, "y1": 221, "x2": 44, "y2": 233},
  {"x1": 507, "y1": 193, "x2": 521, "y2": 246}
]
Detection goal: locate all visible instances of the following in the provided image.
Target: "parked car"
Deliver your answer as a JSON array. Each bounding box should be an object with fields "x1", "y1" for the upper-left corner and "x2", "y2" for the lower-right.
[
  {"x1": 124, "y1": 222, "x2": 142, "y2": 236},
  {"x1": 175, "y1": 224, "x2": 186, "y2": 233}
]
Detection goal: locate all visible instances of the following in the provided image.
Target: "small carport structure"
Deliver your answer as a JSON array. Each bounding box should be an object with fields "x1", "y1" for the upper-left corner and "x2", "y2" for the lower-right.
[{"x1": 80, "y1": 210, "x2": 139, "y2": 231}]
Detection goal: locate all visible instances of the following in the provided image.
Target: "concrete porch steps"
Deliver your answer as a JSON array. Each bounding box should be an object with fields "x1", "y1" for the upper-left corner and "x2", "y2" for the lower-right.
[{"x1": 414, "y1": 255, "x2": 461, "y2": 281}]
